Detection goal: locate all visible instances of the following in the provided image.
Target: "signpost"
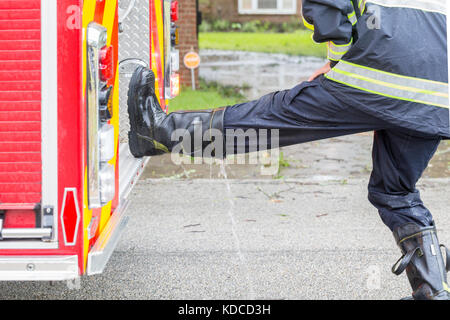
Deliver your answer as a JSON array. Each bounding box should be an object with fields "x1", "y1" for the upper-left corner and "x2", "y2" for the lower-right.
[{"x1": 184, "y1": 50, "x2": 201, "y2": 90}]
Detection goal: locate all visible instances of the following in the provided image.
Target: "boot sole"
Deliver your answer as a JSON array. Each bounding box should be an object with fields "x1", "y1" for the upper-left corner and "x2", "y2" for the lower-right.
[{"x1": 127, "y1": 66, "x2": 156, "y2": 158}]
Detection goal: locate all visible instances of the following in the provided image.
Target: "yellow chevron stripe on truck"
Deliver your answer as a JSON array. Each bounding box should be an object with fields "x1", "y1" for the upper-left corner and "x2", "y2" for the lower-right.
[{"x1": 81, "y1": 0, "x2": 119, "y2": 273}]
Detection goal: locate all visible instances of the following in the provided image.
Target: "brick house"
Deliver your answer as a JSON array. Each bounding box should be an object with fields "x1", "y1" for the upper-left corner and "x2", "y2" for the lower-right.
[
  {"x1": 178, "y1": 0, "x2": 200, "y2": 87},
  {"x1": 200, "y1": 0, "x2": 303, "y2": 24}
]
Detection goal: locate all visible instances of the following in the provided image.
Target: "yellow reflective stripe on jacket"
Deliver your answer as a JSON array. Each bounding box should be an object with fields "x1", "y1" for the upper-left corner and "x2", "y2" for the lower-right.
[
  {"x1": 302, "y1": 2, "x2": 357, "y2": 32},
  {"x1": 348, "y1": 10, "x2": 357, "y2": 25},
  {"x1": 325, "y1": 60, "x2": 449, "y2": 108},
  {"x1": 359, "y1": 0, "x2": 366, "y2": 13},
  {"x1": 327, "y1": 41, "x2": 352, "y2": 61},
  {"x1": 365, "y1": 0, "x2": 446, "y2": 15},
  {"x1": 302, "y1": 16, "x2": 314, "y2": 31}
]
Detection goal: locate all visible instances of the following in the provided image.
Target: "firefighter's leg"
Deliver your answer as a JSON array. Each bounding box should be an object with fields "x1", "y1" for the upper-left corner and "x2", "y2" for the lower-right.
[
  {"x1": 368, "y1": 130, "x2": 449, "y2": 299},
  {"x1": 222, "y1": 77, "x2": 389, "y2": 153},
  {"x1": 128, "y1": 67, "x2": 387, "y2": 157}
]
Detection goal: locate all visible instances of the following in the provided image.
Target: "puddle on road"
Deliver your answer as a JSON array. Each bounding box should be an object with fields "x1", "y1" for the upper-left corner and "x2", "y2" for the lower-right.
[
  {"x1": 199, "y1": 49, "x2": 326, "y2": 100},
  {"x1": 141, "y1": 50, "x2": 450, "y2": 180}
]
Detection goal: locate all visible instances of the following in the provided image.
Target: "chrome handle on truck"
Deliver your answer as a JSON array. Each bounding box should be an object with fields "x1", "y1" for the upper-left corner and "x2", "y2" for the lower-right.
[
  {"x1": 0, "y1": 212, "x2": 52, "y2": 240},
  {"x1": 0, "y1": 210, "x2": 53, "y2": 241},
  {"x1": 1, "y1": 229, "x2": 52, "y2": 240}
]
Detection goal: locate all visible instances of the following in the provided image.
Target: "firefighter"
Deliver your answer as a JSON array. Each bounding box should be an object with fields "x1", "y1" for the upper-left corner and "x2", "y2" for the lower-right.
[{"x1": 128, "y1": 0, "x2": 450, "y2": 300}]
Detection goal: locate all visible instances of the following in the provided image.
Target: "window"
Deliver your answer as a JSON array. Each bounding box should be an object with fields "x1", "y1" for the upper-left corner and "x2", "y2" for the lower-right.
[{"x1": 238, "y1": 0, "x2": 297, "y2": 15}]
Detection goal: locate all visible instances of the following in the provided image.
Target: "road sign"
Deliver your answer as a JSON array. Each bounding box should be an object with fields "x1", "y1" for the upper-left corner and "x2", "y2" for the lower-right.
[
  {"x1": 184, "y1": 51, "x2": 201, "y2": 90},
  {"x1": 184, "y1": 51, "x2": 201, "y2": 69}
]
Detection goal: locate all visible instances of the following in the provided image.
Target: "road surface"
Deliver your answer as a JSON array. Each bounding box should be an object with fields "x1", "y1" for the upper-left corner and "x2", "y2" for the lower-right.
[{"x1": 1, "y1": 134, "x2": 449, "y2": 300}]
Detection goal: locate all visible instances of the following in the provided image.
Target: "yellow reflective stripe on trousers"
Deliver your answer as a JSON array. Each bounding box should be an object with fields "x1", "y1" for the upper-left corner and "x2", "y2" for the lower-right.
[
  {"x1": 365, "y1": 0, "x2": 446, "y2": 15},
  {"x1": 327, "y1": 41, "x2": 352, "y2": 61},
  {"x1": 325, "y1": 60, "x2": 449, "y2": 108}
]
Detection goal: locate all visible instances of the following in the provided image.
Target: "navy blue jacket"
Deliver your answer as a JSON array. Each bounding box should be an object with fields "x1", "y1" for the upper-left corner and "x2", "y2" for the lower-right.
[{"x1": 303, "y1": 0, "x2": 449, "y2": 138}]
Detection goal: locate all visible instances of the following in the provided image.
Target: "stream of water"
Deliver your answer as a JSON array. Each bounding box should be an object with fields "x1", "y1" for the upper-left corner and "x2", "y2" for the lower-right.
[{"x1": 219, "y1": 161, "x2": 256, "y2": 299}]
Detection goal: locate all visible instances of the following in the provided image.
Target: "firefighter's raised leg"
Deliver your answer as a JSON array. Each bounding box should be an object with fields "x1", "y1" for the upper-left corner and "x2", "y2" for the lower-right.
[{"x1": 127, "y1": 66, "x2": 387, "y2": 158}]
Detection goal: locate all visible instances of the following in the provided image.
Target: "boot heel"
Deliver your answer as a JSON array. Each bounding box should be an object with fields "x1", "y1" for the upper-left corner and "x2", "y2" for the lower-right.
[{"x1": 128, "y1": 131, "x2": 145, "y2": 158}]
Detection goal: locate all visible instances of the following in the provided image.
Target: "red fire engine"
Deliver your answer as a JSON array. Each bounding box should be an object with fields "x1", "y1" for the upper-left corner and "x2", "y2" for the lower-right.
[{"x1": 0, "y1": 0, "x2": 179, "y2": 280}]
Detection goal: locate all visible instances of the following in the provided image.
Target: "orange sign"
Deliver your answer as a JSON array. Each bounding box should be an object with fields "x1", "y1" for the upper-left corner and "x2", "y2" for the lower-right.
[{"x1": 184, "y1": 51, "x2": 201, "y2": 69}]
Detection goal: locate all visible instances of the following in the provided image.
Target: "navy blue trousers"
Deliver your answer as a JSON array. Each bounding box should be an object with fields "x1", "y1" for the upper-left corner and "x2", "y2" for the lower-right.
[{"x1": 223, "y1": 77, "x2": 442, "y2": 231}]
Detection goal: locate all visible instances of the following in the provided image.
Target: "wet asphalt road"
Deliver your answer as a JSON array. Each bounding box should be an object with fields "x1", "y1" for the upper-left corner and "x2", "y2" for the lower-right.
[{"x1": 1, "y1": 134, "x2": 449, "y2": 300}]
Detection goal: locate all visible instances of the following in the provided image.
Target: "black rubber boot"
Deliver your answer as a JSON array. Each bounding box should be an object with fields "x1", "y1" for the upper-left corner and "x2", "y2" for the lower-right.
[
  {"x1": 392, "y1": 223, "x2": 450, "y2": 300},
  {"x1": 127, "y1": 66, "x2": 226, "y2": 158}
]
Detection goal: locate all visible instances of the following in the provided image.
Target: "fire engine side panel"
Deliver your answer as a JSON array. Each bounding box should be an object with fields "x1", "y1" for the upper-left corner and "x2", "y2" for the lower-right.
[
  {"x1": 81, "y1": 0, "x2": 119, "y2": 273},
  {"x1": 57, "y1": 0, "x2": 85, "y2": 271},
  {"x1": 0, "y1": 0, "x2": 42, "y2": 210},
  {"x1": 0, "y1": 0, "x2": 120, "y2": 278},
  {"x1": 0, "y1": 0, "x2": 85, "y2": 262}
]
